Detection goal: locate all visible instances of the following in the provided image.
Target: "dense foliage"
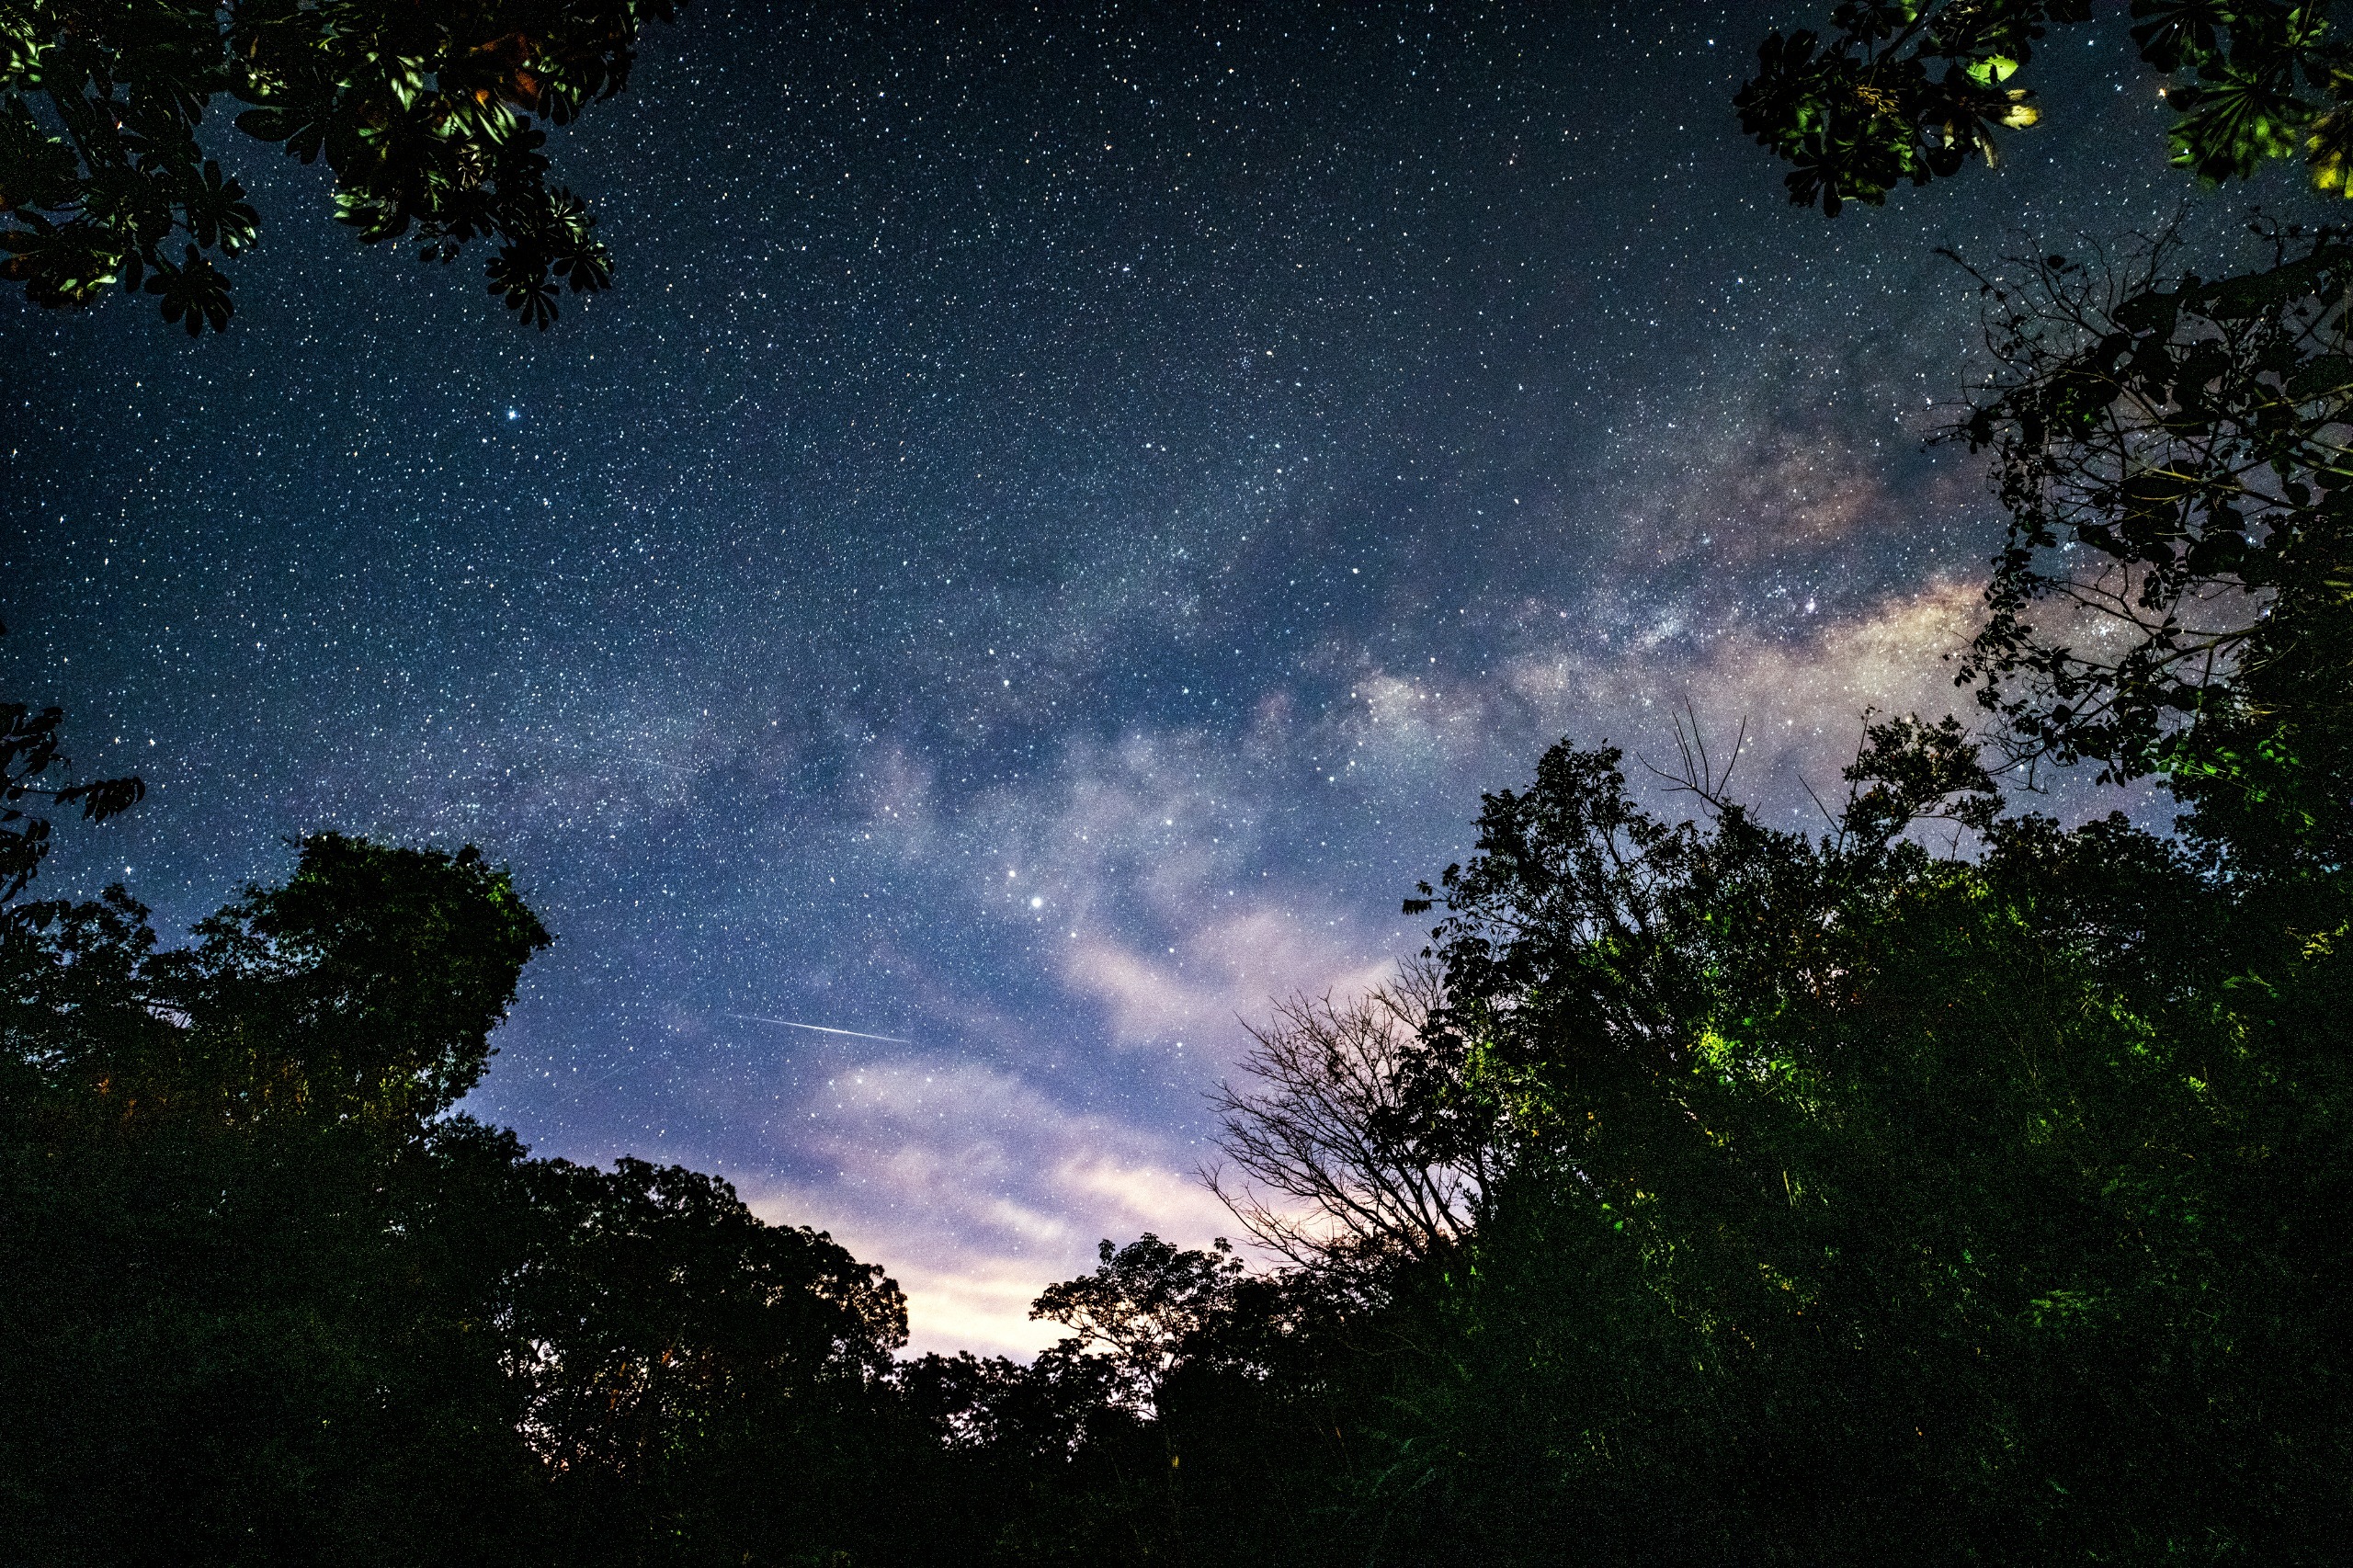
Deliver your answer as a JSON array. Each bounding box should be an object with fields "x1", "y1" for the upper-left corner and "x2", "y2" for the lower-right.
[
  {"x1": 1738, "y1": 2, "x2": 2353, "y2": 214},
  {"x1": 0, "y1": 832, "x2": 931, "y2": 1565},
  {"x1": 1945, "y1": 226, "x2": 2353, "y2": 886},
  {"x1": 0, "y1": 0, "x2": 676, "y2": 331}
]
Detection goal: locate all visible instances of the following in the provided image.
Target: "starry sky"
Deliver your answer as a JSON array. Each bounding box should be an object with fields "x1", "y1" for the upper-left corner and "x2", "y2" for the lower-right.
[{"x1": 0, "y1": 1, "x2": 2310, "y2": 1353}]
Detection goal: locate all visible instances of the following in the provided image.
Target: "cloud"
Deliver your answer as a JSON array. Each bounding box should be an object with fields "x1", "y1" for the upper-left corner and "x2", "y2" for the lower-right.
[
  {"x1": 862, "y1": 722, "x2": 1407, "y2": 1061},
  {"x1": 1326, "y1": 573, "x2": 1987, "y2": 819},
  {"x1": 1063, "y1": 908, "x2": 1394, "y2": 1050},
  {"x1": 1510, "y1": 574, "x2": 1981, "y2": 765},
  {"x1": 740, "y1": 1056, "x2": 1237, "y2": 1357}
]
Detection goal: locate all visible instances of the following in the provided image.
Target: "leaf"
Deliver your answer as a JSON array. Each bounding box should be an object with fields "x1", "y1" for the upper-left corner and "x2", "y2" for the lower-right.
[
  {"x1": 2167, "y1": 64, "x2": 2309, "y2": 183},
  {"x1": 2286, "y1": 354, "x2": 2353, "y2": 402},
  {"x1": 53, "y1": 775, "x2": 146, "y2": 823},
  {"x1": 2304, "y1": 85, "x2": 2353, "y2": 194},
  {"x1": 485, "y1": 242, "x2": 558, "y2": 329},
  {"x1": 0, "y1": 100, "x2": 79, "y2": 213},
  {"x1": 233, "y1": 108, "x2": 294, "y2": 142},
  {"x1": 181, "y1": 159, "x2": 259, "y2": 253},
  {"x1": 2112, "y1": 290, "x2": 2181, "y2": 337},
  {"x1": 0, "y1": 220, "x2": 124, "y2": 306},
  {"x1": 2129, "y1": 0, "x2": 2226, "y2": 74},
  {"x1": 143, "y1": 243, "x2": 233, "y2": 335}
]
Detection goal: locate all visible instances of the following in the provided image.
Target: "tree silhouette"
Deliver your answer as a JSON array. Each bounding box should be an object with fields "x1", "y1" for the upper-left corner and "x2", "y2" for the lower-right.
[
  {"x1": 1, "y1": 0, "x2": 679, "y2": 333},
  {"x1": 1737, "y1": 2, "x2": 2353, "y2": 216},
  {"x1": 2, "y1": 626, "x2": 142, "y2": 906},
  {"x1": 1943, "y1": 226, "x2": 2353, "y2": 875},
  {"x1": 1204, "y1": 959, "x2": 1497, "y2": 1287}
]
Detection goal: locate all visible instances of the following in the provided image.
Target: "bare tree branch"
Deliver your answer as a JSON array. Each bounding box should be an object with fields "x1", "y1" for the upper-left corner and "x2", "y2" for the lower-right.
[{"x1": 1203, "y1": 960, "x2": 1497, "y2": 1288}]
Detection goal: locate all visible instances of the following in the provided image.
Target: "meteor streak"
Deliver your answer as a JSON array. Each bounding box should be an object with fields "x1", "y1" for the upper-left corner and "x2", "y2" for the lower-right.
[{"x1": 723, "y1": 1013, "x2": 912, "y2": 1044}]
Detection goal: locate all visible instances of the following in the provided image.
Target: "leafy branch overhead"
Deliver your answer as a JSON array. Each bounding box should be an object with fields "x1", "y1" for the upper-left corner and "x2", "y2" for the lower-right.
[
  {"x1": 2, "y1": 623, "x2": 143, "y2": 906},
  {"x1": 0, "y1": 0, "x2": 677, "y2": 333},
  {"x1": 2, "y1": 699, "x2": 142, "y2": 903},
  {"x1": 1739, "y1": 2, "x2": 2353, "y2": 215},
  {"x1": 1943, "y1": 225, "x2": 2353, "y2": 869}
]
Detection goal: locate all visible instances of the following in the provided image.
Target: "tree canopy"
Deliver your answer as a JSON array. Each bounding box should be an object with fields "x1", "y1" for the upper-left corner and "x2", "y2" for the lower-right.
[
  {"x1": 1, "y1": 819, "x2": 926, "y2": 1565},
  {"x1": 0, "y1": 0, "x2": 677, "y2": 333},
  {"x1": 1738, "y1": 1, "x2": 2353, "y2": 214},
  {"x1": 1939, "y1": 227, "x2": 2353, "y2": 884}
]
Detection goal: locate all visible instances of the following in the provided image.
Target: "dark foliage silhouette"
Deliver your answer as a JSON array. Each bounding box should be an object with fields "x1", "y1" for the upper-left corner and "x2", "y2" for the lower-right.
[
  {"x1": 1, "y1": 0, "x2": 678, "y2": 332},
  {"x1": 1738, "y1": 2, "x2": 2353, "y2": 215}
]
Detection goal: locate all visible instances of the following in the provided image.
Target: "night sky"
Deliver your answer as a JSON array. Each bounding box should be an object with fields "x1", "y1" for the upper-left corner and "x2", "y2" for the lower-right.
[{"x1": 0, "y1": 2, "x2": 2303, "y2": 1353}]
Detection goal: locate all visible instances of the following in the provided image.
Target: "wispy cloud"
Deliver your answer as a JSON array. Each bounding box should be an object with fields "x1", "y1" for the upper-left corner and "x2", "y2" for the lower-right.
[{"x1": 738, "y1": 1056, "x2": 1235, "y2": 1356}]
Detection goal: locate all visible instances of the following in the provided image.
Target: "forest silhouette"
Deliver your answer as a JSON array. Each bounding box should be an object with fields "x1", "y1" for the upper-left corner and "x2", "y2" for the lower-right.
[{"x1": 9, "y1": 2, "x2": 2353, "y2": 1562}]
